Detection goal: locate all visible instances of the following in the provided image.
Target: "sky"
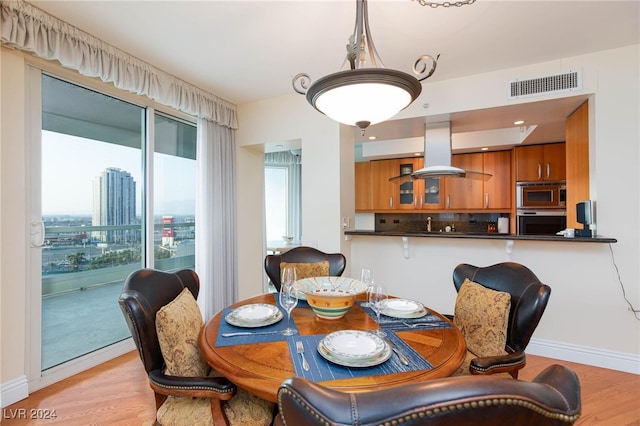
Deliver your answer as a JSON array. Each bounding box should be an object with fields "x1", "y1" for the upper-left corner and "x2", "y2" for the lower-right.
[{"x1": 42, "y1": 131, "x2": 195, "y2": 216}]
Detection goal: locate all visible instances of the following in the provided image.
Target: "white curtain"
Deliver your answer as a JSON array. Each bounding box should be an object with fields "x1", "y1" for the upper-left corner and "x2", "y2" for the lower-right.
[
  {"x1": 197, "y1": 118, "x2": 237, "y2": 317},
  {"x1": 0, "y1": 0, "x2": 237, "y2": 128},
  {"x1": 1, "y1": 0, "x2": 239, "y2": 316}
]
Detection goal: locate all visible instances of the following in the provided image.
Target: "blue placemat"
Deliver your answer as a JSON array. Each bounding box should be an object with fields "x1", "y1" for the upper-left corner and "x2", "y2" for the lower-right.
[
  {"x1": 287, "y1": 331, "x2": 433, "y2": 381},
  {"x1": 359, "y1": 302, "x2": 454, "y2": 331},
  {"x1": 215, "y1": 293, "x2": 302, "y2": 347}
]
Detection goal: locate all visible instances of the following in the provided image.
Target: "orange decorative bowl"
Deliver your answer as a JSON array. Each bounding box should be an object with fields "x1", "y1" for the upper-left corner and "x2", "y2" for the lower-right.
[{"x1": 305, "y1": 288, "x2": 357, "y2": 320}]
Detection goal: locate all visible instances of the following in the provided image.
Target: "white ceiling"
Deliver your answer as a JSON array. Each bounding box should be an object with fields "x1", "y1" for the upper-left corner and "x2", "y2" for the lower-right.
[{"x1": 29, "y1": 0, "x2": 639, "y2": 149}]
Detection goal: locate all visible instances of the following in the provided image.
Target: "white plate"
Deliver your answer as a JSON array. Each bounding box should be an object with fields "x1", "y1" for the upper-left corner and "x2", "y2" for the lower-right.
[
  {"x1": 321, "y1": 330, "x2": 385, "y2": 361},
  {"x1": 317, "y1": 338, "x2": 391, "y2": 368},
  {"x1": 232, "y1": 304, "x2": 279, "y2": 323},
  {"x1": 382, "y1": 299, "x2": 428, "y2": 319},
  {"x1": 225, "y1": 305, "x2": 283, "y2": 328},
  {"x1": 384, "y1": 299, "x2": 424, "y2": 316}
]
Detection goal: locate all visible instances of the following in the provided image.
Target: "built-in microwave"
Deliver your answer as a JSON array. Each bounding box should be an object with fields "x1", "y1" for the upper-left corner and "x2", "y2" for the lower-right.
[{"x1": 516, "y1": 181, "x2": 566, "y2": 209}]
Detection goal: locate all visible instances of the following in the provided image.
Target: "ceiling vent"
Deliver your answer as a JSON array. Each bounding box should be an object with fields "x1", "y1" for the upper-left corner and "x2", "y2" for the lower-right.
[{"x1": 508, "y1": 70, "x2": 582, "y2": 99}]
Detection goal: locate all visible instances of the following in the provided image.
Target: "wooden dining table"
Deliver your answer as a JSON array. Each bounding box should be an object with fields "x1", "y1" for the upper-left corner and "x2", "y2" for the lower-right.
[{"x1": 199, "y1": 293, "x2": 466, "y2": 403}]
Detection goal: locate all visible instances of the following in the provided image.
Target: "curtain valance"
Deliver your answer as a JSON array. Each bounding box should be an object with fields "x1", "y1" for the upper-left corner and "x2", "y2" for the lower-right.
[
  {"x1": 264, "y1": 151, "x2": 302, "y2": 165},
  {"x1": 0, "y1": 0, "x2": 238, "y2": 129}
]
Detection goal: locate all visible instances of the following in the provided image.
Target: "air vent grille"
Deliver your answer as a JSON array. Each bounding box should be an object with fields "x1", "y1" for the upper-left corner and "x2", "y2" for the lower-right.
[{"x1": 508, "y1": 70, "x2": 582, "y2": 99}]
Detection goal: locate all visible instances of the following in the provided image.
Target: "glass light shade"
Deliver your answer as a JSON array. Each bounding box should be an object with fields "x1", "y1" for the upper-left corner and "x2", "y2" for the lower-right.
[{"x1": 306, "y1": 68, "x2": 422, "y2": 129}]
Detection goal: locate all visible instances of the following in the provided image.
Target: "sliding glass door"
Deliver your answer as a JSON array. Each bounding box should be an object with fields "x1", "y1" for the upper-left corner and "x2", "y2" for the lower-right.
[{"x1": 36, "y1": 72, "x2": 196, "y2": 374}]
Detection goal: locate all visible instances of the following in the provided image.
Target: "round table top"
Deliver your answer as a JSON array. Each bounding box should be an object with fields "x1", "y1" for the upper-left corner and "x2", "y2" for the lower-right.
[{"x1": 199, "y1": 293, "x2": 466, "y2": 403}]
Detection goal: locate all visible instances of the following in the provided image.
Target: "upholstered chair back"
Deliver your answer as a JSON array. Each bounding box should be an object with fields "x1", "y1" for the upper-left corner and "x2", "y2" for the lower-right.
[
  {"x1": 452, "y1": 262, "x2": 551, "y2": 354},
  {"x1": 275, "y1": 364, "x2": 581, "y2": 426},
  {"x1": 119, "y1": 268, "x2": 199, "y2": 376},
  {"x1": 264, "y1": 246, "x2": 346, "y2": 291}
]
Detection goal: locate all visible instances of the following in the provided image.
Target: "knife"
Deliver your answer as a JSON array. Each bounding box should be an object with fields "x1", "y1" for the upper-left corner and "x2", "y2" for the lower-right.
[
  {"x1": 386, "y1": 340, "x2": 410, "y2": 365},
  {"x1": 222, "y1": 331, "x2": 279, "y2": 337}
]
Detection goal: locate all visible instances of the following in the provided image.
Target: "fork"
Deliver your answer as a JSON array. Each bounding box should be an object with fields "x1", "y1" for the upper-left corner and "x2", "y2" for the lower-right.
[
  {"x1": 402, "y1": 321, "x2": 433, "y2": 328},
  {"x1": 296, "y1": 341, "x2": 310, "y2": 371}
]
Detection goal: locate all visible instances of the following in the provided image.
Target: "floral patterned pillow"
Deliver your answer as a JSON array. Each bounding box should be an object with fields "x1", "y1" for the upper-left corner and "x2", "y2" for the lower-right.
[
  {"x1": 156, "y1": 287, "x2": 210, "y2": 377},
  {"x1": 280, "y1": 261, "x2": 329, "y2": 281},
  {"x1": 454, "y1": 278, "x2": 511, "y2": 358}
]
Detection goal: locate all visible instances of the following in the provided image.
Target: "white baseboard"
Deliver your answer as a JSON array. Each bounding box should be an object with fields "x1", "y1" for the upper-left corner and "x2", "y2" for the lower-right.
[
  {"x1": 1, "y1": 375, "x2": 29, "y2": 408},
  {"x1": 528, "y1": 338, "x2": 640, "y2": 375}
]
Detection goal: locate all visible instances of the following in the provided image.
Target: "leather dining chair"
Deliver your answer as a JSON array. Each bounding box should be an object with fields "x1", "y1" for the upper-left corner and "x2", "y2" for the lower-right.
[
  {"x1": 275, "y1": 364, "x2": 581, "y2": 426},
  {"x1": 118, "y1": 268, "x2": 274, "y2": 425},
  {"x1": 451, "y1": 262, "x2": 551, "y2": 378},
  {"x1": 264, "y1": 246, "x2": 346, "y2": 291}
]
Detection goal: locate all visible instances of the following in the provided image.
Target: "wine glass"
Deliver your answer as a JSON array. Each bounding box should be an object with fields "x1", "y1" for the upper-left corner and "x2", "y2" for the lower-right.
[
  {"x1": 279, "y1": 267, "x2": 298, "y2": 336},
  {"x1": 360, "y1": 268, "x2": 373, "y2": 307},
  {"x1": 368, "y1": 283, "x2": 388, "y2": 337}
]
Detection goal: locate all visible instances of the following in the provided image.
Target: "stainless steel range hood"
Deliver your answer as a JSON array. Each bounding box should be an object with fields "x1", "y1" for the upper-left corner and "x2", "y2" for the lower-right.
[{"x1": 390, "y1": 121, "x2": 491, "y2": 183}]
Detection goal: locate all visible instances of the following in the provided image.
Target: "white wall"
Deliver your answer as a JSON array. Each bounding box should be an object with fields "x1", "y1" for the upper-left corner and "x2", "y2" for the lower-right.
[
  {"x1": 237, "y1": 94, "x2": 351, "y2": 297},
  {"x1": 236, "y1": 45, "x2": 640, "y2": 373},
  {"x1": 1, "y1": 49, "x2": 29, "y2": 402}
]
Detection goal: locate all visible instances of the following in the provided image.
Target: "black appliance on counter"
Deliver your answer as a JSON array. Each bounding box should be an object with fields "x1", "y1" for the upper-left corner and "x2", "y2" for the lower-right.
[
  {"x1": 517, "y1": 210, "x2": 567, "y2": 235},
  {"x1": 575, "y1": 200, "x2": 594, "y2": 237}
]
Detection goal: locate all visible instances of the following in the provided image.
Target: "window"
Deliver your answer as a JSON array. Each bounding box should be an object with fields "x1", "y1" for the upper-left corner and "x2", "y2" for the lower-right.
[
  {"x1": 153, "y1": 113, "x2": 197, "y2": 271},
  {"x1": 38, "y1": 73, "x2": 196, "y2": 372},
  {"x1": 265, "y1": 166, "x2": 289, "y2": 241},
  {"x1": 264, "y1": 151, "x2": 302, "y2": 245}
]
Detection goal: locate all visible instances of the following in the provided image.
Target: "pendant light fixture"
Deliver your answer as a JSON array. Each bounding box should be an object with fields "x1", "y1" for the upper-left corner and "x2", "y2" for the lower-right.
[{"x1": 292, "y1": 0, "x2": 473, "y2": 134}]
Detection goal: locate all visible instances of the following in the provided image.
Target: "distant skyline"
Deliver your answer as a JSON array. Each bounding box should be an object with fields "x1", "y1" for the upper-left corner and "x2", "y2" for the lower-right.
[{"x1": 42, "y1": 131, "x2": 195, "y2": 216}]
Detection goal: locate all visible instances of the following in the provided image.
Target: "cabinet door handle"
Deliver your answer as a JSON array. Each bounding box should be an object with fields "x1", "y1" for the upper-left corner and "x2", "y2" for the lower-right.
[
  {"x1": 546, "y1": 163, "x2": 550, "y2": 178},
  {"x1": 446, "y1": 195, "x2": 450, "y2": 209},
  {"x1": 537, "y1": 164, "x2": 542, "y2": 179},
  {"x1": 389, "y1": 196, "x2": 393, "y2": 208},
  {"x1": 485, "y1": 193, "x2": 489, "y2": 208}
]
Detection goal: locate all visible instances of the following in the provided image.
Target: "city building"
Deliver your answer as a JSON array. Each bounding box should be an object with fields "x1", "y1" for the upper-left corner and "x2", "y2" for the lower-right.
[{"x1": 92, "y1": 168, "x2": 136, "y2": 244}]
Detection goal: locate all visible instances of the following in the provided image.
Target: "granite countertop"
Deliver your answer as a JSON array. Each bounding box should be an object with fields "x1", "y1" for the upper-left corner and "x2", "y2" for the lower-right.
[{"x1": 344, "y1": 230, "x2": 617, "y2": 243}]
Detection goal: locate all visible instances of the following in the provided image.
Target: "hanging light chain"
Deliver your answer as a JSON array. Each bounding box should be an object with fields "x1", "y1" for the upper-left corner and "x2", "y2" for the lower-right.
[{"x1": 412, "y1": 0, "x2": 476, "y2": 8}]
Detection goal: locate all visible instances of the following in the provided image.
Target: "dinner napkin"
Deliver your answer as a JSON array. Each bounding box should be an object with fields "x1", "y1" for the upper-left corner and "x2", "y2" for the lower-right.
[{"x1": 288, "y1": 331, "x2": 433, "y2": 381}]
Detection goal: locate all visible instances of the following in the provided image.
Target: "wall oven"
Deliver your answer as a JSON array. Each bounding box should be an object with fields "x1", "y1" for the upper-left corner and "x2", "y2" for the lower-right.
[
  {"x1": 517, "y1": 210, "x2": 567, "y2": 236},
  {"x1": 517, "y1": 181, "x2": 566, "y2": 209}
]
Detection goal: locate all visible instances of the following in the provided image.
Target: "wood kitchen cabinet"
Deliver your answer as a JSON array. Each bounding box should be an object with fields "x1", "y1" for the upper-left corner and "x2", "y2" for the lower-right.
[
  {"x1": 370, "y1": 159, "x2": 398, "y2": 210},
  {"x1": 515, "y1": 143, "x2": 566, "y2": 182},
  {"x1": 443, "y1": 151, "x2": 511, "y2": 210},
  {"x1": 444, "y1": 153, "x2": 484, "y2": 209},
  {"x1": 358, "y1": 151, "x2": 511, "y2": 212},
  {"x1": 355, "y1": 161, "x2": 372, "y2": 211},
  {"x1": 483, "y1": 150, "x2": 512, "y2": 209},
  {"x1": 565, "y1": 101, "x2": 590, "y2": 228},
  {"x1": 396, "y1": 157, "x2": 423, "y2": 210}
]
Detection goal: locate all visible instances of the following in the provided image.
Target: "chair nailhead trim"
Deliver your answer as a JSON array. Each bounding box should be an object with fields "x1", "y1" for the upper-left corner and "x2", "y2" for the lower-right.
[
  {"x1": 278, "y1": 387, "x2": 580, "y2": 425},
  {"x1": 153, "y1": 383, "x2": 234, "y2": 394}
]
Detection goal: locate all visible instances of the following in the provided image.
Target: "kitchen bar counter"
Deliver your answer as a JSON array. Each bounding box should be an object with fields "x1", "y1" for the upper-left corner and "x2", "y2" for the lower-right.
[{"x1": 345, "y1": 230, "x2": 617, "y2": 243}]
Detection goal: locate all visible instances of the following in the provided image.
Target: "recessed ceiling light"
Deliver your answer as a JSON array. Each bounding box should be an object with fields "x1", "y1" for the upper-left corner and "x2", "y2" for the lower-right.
[
  {"x1": 368, "y1": 136, "x2": 376, "y2": 140},
  {"x1": 481, "y1": 147, "x2": 489, "y2": 151},
  {"x1": 414, "y1": 152, "x2": 421, "y2": 156},
  {"x1": 513, "y1": 120, "x2": 525, "y2": 125}
]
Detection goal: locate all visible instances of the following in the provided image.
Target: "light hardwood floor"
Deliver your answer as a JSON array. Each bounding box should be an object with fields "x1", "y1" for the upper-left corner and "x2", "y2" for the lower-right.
[{"x1": 3, "y1": 351, "x2": 639, "y2": 425}]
